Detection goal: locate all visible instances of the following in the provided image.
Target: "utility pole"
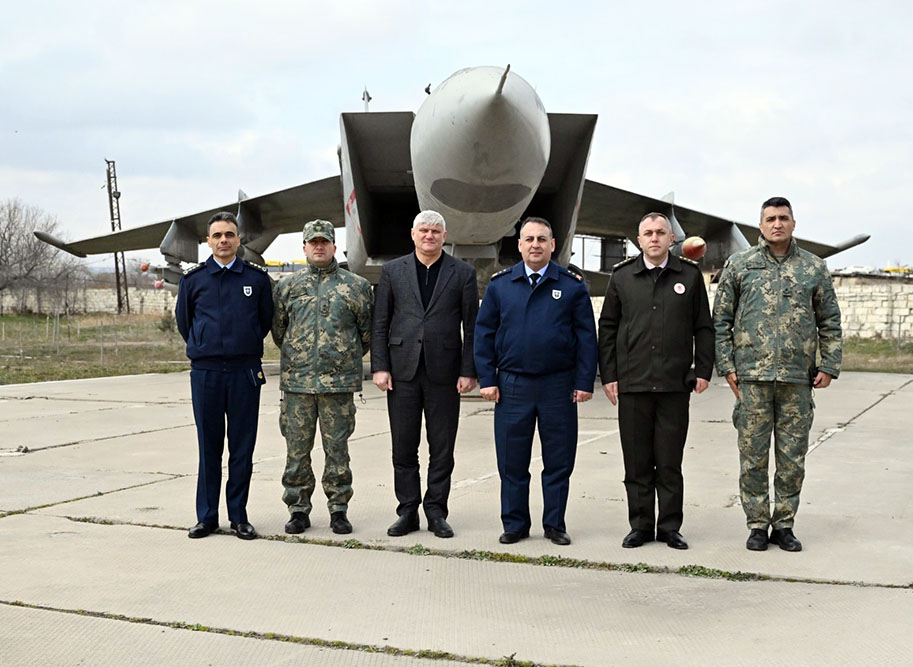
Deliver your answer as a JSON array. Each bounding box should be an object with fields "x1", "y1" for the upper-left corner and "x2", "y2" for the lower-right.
[{"x1": 105, "y1": 159, "x2": 130, "y2": 314}]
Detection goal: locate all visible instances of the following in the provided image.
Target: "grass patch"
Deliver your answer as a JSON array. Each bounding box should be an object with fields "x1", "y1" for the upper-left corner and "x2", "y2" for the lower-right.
[
  {"x1": 841, "y1": 336, "x2": 913, "y2": 374},
  {"x1": 2, "y1": 315, "x2": 910, "y2": 384},
  {"x1": 0, "y1": 313, "x2": 280, "y2": 384},
  {"x1": 1, "y1": 600, "x2": 571, "y2": 666}
]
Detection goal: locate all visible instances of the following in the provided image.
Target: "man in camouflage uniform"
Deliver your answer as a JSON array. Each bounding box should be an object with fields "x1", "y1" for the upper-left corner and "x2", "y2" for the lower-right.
[
  {"x1": 272, "y1": 220, "x2": 373, "y2": 535},
  {"x1": 713, "y1": 196, "x2": 842, "y2": 552}
]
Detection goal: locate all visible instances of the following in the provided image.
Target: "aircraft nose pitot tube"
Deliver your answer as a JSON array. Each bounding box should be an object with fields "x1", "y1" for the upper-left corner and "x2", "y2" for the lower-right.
[{"x1": 410, "y1": 66, "x2": 551, "y2": 245}]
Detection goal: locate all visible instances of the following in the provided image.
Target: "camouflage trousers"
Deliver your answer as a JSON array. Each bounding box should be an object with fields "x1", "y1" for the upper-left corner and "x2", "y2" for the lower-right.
[
  {"x1": 733, "y1": 382, "x2": 814, "y2": 530},
  {"x1": 280, "y1": 391, "x2": 356, "y2": 515}
]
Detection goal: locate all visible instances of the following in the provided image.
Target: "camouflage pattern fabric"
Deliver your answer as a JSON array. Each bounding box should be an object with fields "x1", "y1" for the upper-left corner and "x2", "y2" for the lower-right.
[
  {"x1": 280, "y1": 391, "x2": 356, "y2": 515},
  {"x1": 713, "y1": 237, "x2": 842, "y2": 383},
  {"x1": 271, "y1": 258, "x2": 373, "y2": 394},
  {"x1": 733, "y1": 382, "x2": 814, "y2": 529}
]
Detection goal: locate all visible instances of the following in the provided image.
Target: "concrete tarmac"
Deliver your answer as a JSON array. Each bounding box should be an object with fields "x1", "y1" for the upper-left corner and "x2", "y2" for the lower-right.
[{"x1": 1, "y1": 370, "x2": 911, "y2": 666}]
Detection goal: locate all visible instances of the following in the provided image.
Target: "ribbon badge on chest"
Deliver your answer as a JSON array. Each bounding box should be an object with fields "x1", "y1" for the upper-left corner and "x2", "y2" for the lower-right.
[
  {"x1": 673, "y1": 283, "x2": 685, "y2": 295},
  {"x1": 243, "y1": 286, "x2": 252, "y2": 297},
  {"x1": 552, "y1": 289, "x2": 562, "y2": 300}
]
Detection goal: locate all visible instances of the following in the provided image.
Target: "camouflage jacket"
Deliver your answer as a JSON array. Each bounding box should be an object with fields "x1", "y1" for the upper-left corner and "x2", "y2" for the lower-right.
[
  {"x1": 271, "y1": 258, "x2": 373, "y2": 393},
  {"x1": 713, "y1": 237, "x2": 842, "y2": 384}
]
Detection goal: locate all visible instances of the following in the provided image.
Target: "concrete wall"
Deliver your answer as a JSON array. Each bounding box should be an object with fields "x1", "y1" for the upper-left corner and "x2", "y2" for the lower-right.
[
  {"x1": 3, "y1": 275, "x2": 912, "y2": 340},
  {"x1": 0, "y1": 284, "x2": 176, "y2": 316}
]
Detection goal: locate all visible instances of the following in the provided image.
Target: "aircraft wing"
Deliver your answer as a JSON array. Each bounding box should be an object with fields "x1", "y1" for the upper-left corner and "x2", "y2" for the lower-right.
[
  {"x1": 576, "y1": 179, "x2": 869, "y2": 268},
  {"x1": 39, "y1": 176, "x2": 343, "y2": 258}
]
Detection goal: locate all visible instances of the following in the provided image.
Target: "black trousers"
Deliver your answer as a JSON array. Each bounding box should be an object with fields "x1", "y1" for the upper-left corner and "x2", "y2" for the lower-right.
[
  {"x1": 617, "y1": 391, "x2": 690, "y2": 534},
  {"x1": 386, "y1": 362, "x2": 460, "y2": 519}
]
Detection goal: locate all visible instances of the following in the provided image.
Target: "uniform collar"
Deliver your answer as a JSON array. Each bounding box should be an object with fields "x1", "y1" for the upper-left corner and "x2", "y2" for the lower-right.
[
  {"x1": 634, "y1": 252, "x2": 682, "y2": 273},
  {"x1": 758, "y1": 236, "x2": 797, "y2": 261},
  {"x1": 642, "y1": 254, "x2": 669, "y2": 271},
  {"x1": 307, "y1": 257, "x2": 338, "y2": 275},
  {"x1": 206, "y1": 255, "x2": 242, "y2": 273},
  {"x1": 514, "y1": 260, "x2": 557, "y2": 281}
]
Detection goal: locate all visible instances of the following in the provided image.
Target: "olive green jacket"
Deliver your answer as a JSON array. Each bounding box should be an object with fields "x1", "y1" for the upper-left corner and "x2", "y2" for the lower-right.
[
  {"x1": 713, "y1": 237, "x2": 842, "y2": 384},
  {"x1": 271, "y1": 259, "x2": 373, "y2": 393}
]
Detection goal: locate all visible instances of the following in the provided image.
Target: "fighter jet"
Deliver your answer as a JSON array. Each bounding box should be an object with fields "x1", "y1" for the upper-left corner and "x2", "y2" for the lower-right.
[{"x1": 35, "y1": 65, "x2": 869, "y2": 290}]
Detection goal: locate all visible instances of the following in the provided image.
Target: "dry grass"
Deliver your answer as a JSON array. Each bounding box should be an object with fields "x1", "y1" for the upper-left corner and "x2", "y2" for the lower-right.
[
  {"x1": 1, "y1": 314, "x2": 910, "y2": 384},
  {"x1": 0, "y1": 313, "x2": 279, "y2": 384},
  {"x1": 841, "y1": 336, "x2": 913, "y2": 374}
]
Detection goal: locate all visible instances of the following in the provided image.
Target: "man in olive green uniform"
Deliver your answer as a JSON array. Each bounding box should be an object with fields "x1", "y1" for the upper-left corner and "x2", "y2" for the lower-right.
[
  {"x1": 599, "y1": 212, "x2": 714, "y2": 551},
  {"x1": 272, "y1": 220, "x2": 373, "y2": 535},
  {"x1": 713, "y1": 197, "x2": 842, "y2": 552}
]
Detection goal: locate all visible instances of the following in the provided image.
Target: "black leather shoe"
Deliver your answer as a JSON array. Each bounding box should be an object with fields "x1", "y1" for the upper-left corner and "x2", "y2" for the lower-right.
[
  {"x1": 746, "y1": 528, "x2": 769, "y2": 551},
  {"x1": 657, "y1": 530, "x2": 689, "y2": 550},
  {"x1": 330, "y1": 511, "x2": 352, "y2": 535},
  {"x1": 622, "y1": 529, "x2": 655, "y2": 548},
  {"x1": 428, "y1": 517, "x2": 454, "y2": 538},
  {"x1": 387, "y1": 513, "x2": 420, "y2": 537},
  {"x1": 544, "y1": 527, "x2": 571, "y2": 545},
  {"x1": 769, "y1": 527, "x2": 802, "y2": 552},
  {"x1": 188, "y1": 522, "x2": 216, "y2": 539},
  {"x1": 230, "y1": 522, "x2": 257, "y2": 540},
  {"x1": 284, "y1": 512, "x2": 310, "y2": 534},
  {"x1": 498, "y1": 530, "x2": 530, "y2": 544}
]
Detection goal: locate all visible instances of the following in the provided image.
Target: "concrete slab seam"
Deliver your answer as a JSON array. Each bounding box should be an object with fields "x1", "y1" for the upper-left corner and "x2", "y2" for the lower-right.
[
  {"x1": 0, "y1": 394, "x2": 187, "y2": 405},
  {"x1": 53, "y1": 515, "x2": 913, "y2": 591},
  {"x1": 0, "y1": 599, "x2": 577, "y2": 667},
  {"x1": 5, "y1": 424, "x2": 195, "y2": 454},
  {"x1": 0, "y1": 475, "x2": 181, "y2": 519},
  {"x1": 808, "y1": 379, "x2": 912, "y2": 456}
]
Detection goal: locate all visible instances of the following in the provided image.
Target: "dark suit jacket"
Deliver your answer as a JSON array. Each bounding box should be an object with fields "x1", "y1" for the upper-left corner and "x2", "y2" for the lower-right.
[{"x1": 372, "y1": 252, "x2": 479, "y2": 384}]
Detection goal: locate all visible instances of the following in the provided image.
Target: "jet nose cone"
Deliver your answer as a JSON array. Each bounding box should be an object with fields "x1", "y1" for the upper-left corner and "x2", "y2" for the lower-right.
[{"x1": 411, "y1": 66, "x2": 550, "y2": 244}]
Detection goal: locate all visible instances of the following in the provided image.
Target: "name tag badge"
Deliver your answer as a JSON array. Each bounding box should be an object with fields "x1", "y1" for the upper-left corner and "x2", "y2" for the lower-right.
[
  {"x1": 552, "y1": 289, "x2": 562, "y2": 300},
  {"x1": 243, "y1": 286, "x2": 252, "y2": 297},
  {"x1": 673, "y1": 283, "x2": 686, "y2": 294}
]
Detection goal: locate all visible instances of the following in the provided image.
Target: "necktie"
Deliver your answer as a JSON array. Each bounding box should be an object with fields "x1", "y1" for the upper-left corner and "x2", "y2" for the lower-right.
[
  {"x1": 530, "y1": 273, "x2": 540, "y2": 289},
  {"x1": 650, "y1": 266, "x2": 662, "y2": 282}
]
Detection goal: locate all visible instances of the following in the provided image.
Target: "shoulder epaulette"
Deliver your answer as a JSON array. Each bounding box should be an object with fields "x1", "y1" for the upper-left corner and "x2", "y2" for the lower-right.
[
  {"x1": 183, "y1": 262, "x2": 204, "y2": 276},
  {"x1": 678, "y1": 255, "x2": 700, "y2": 267},
  {"x1": 612, "y1": 256, "x2": 638, "y2": 270},
  {"x1": 559, "y1": 266, "x2": 583, "y2": 281},
  {"x1": 490, "y1": 267, "x2": 511, "y2": 280},
  {"x1": 243, "y1": 260, "x2": 269, "y2": 273}
]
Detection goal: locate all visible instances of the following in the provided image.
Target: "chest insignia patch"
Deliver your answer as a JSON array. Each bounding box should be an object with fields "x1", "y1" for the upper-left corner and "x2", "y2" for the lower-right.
[
  {"x1": 552, "y1": 289, "x2": 562, "y2": 300},
  {"x1": 243, "y1": 286, "x2": 252, "y2": 296},
  {"x1": 673, "y1": 282, "x2": 686, "y2": 295}
]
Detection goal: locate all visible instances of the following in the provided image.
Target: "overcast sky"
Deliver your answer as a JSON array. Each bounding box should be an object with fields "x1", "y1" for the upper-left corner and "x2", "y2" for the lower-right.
[{"x1": 2, "y1": 0, "x2": 910, "y2": 270}]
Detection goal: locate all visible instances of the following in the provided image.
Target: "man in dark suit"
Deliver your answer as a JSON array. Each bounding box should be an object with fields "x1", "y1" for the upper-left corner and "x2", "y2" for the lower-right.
[
  {"x1": 598, "y1": 212, "x2": 714, "y2": 550},
  {"x1": 372, "y1": 210, "x2": 479, "y2": 539}
]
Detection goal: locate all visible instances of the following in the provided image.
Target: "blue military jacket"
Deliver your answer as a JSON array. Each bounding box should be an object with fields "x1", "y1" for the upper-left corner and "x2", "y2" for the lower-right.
[
  {"x1": 474, "y1": 260, "x2": 598, "y2": 391},
  {"x1": 175, "y1": 256, "x2": 274, "y2": 370}
]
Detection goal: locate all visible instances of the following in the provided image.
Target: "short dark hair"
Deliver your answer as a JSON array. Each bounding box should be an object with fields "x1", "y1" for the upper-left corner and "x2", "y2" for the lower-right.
[
  {"x1": 208, "y1": 211, "x2": 239, "y2": 232},
  {"x1": 638, "y1": 212, "x2": 672, "y2": 234},
  {"x1": 519, "y1": 216, "x2": 552, "y2": 238},
  {"x1": 639, "y1": 212, "x2": 669, "y2": 225},
  {"x1": 760, "y1": 197, "x2": 793, "y2": 219}
]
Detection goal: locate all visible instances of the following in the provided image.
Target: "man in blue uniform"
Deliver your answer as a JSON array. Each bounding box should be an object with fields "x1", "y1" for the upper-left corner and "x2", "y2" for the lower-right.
[
  {"x1": 175, "y1": 212, "x2": 274, "y2": 540},
  {"x1": 475, "y1": 217, "x2": 598, "y2": 546}
]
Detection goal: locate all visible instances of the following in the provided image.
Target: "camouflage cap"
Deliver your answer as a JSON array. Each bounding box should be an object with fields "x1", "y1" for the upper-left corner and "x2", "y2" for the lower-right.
[{"x1": 303, "y1": 219, "x2": 335, "y2": 243}]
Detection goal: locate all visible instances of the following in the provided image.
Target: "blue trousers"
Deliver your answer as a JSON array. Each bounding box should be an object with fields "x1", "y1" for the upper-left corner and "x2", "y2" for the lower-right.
[
  {"x1": 494, "y1": 370, "x2": 577, "y2": 533},
  {"x1": 190, "y1": 367, "x2": 262, "y2": 526}
]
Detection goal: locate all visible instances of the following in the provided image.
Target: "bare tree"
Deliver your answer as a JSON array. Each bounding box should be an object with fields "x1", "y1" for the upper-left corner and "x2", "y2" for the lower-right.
[{"x1": 0, "y1": 199, "x2": 88, "y2": 312}]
